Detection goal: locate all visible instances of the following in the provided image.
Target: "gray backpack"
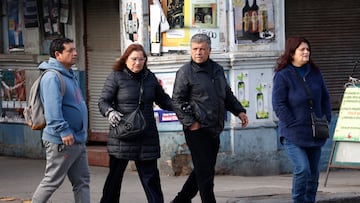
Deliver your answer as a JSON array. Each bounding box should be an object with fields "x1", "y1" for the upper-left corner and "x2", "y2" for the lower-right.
[{"x1": 23, "y1": 69, "x2": 66, "y2": 130}]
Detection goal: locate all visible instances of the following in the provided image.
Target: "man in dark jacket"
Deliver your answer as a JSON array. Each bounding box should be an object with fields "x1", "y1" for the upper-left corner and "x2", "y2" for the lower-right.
[{"x1": 171, "y1": 33, "x2": 248, "y2": 203}]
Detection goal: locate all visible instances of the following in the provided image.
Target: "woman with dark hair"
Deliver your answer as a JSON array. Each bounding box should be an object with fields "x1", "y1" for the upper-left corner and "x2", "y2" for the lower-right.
[
  {"x1": 98, "y1": 43, "x2": 172, "y2": 203},
  {"x1": 272, "y1": 37, "x2": 331, "y2": 203}
]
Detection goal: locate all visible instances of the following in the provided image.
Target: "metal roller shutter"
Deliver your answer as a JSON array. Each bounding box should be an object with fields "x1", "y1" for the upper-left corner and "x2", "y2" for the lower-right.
[
  {"x1": 285, "y1": 0, "x2": 360, "y2": 110},
  {"x1": 85, "y1": 0, "x2": 121, "y2": 140}
]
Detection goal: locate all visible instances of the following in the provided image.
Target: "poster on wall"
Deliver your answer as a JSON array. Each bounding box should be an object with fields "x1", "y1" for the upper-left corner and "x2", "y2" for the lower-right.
[
  {"x1": 161, "y1": 0, "x2": 220, "y2": 52},
  {"x1": 233, "y1": 0, "x2": 275, "y2": 44},
  {"x1": 123, "y1": 1, "x2": 140, "y2": 43},
  {"x1": 42, "y1": 0, "x2": 64, "y2": 39},
  {"x1": 60, "y1": 0, "x2": 69, "y2": 24},
  {"x1": 24, "y1": 0, "x2": 39, "y2": 28},
  {"x1": 7, "y1": 0, "x2": 24, "y2": 51},
  {"x1": 1, "y1": 69, "x2": 27, "y2": 122},
  {"x1": 234, "y1": 69, "x2": 271, "y2": 122},
  {"x1": 236, "y1": 71, "x2": 250, "y2": 108},
  {"x1": 254, "y1": 73, "x2": 270, "y2": 119},
  {"x1": 154, "y1": 72, "x2": 178, "y2": 122}
]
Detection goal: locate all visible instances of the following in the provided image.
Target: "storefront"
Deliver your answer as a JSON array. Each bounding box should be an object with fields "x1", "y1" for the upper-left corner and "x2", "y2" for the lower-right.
[
  {"x1": 1, "y1": 0, "x2": 359, "y2": 175},
  {"x1": 285, "y1": 0, "x2": 360, "y2": 109},
  {"x1": 0, "y1": 0, "x2": 85, "y2": 157}
]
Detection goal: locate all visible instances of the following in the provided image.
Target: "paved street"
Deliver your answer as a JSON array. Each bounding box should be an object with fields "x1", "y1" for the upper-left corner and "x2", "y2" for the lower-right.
[{"x1": 1, "y1": 156, "x2": 360, "y2": 203}]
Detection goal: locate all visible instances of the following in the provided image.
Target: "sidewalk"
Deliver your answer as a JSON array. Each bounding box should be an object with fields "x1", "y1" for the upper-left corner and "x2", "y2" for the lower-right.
[{"x1": 0, "y1": 156, "x2": 360, "y2": 203}]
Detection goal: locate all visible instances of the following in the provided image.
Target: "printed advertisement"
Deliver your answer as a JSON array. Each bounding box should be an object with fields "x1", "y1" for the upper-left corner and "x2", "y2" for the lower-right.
[
  {"x1": 154, "y1": 72, "x2": 178, "y2": 122},
  {"x1": 234, "y1": 69, "x2": 271, "y2": 121},
  {"x1": 233, "y1": 0, "x2": 275, "y2": 43},
  {"x1": 24, "y1": 0, "x2": 39, "y2": 28},
  {"x1": 7, "y1": 0, "x2": 24, "y2": 51},
  {"x1": 333, "y1": 87, "x2": 360, "y2": 142},
  {"x1": 42, "y1": 0, "x2": 65, "y2": 38},
  {"x1": 1, "y1": 69, "x2": 27, "y2": 122},
  {"x1": 161, "y1": 0, "x2": 220, "y2": 52},
  {"x1": 123, "y1": 1, "x2": 140, "y2": 43}
]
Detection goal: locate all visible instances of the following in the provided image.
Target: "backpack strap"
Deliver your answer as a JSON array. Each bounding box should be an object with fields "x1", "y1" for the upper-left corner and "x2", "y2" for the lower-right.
[{"x1": 42, "y1": 69, "x2": 66, "y2": 96}]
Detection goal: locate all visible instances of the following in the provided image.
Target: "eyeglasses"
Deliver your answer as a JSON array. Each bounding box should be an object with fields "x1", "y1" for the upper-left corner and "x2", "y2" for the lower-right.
[{"x1": 129, "y1": 57, "x2": 146, "y2": 63}]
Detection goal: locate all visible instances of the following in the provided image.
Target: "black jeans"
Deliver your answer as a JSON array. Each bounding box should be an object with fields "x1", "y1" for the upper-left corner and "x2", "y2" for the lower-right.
[
  {"x1": 173, "y1": 128, "x2": 220, "y2": 203},
  {"x1": 100, "y1": 155, "x2": 164, "y2": 203}
]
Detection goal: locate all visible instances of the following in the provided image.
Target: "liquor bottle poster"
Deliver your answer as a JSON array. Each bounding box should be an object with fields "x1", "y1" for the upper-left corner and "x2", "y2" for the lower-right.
[
  {"x1": 233, "y1": 0, "x2": 275, "y2": 43},
  {"x1": 7, "y1": 0, "x2": 24, "y2": 50},
  {"x1": 254, "y1": 72, "x2": 269, "y2": 119},
  {"x1": 234, "y1": 69, "x2": 272, "y2": 122},
  {"x1": 161, "y1": 0, "x2": 220, "y2": 52},
  {"x1": 123, "y1": 0, "x2": 140, "y2": 43},
  {"x1": 236, "y1": 71, "x2": 250, "y2": 108}
]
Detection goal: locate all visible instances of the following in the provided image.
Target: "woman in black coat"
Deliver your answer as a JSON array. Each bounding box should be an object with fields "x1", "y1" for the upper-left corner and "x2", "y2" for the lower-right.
[{"x1": 98, "y1": 43, "x2": 172, "y2": 203}]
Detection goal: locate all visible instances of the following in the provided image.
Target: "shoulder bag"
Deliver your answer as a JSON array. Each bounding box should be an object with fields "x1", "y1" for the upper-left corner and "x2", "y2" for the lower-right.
[
  {"x1": 294, "y1": 70, "x2": 329, "y2": 139},
  {"x1": 112, "y1": 78, "x2": 146, "y2": 141}
]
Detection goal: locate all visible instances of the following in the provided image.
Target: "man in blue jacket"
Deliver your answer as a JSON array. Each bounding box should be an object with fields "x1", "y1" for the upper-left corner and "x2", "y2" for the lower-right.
[{"x1": 32, "y1": 38, "x2": 90, "y2": 203}]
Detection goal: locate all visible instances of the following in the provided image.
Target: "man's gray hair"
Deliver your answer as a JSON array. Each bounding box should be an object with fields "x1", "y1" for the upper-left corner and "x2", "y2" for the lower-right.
[{"x1": 191, "y1": 33, "x2": 211, "y2": 48}]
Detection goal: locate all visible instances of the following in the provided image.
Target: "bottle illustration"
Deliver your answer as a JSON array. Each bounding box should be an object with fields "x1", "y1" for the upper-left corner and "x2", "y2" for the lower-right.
[
  {"x1": 124, "y1": 3, "x2": 129, "y2": 34},
  {"x1": 259, "y1": 0, "x2": 268, "y2": 33},
  {"x1": 256, "y1": 83, "x2": 264, "y2": 119},
  {"x1": 237, "y1": 73, "x2": 249, "y2": 107},
  {"x1": 237, "y1": 73, "x2": 246, "y2": 101},
  {"x1": 242, "y1": 0, "x2": 251, "y2": 37},
  {"x1": 128, "y1": 2, "x2": 134, "y2": 41},
  {"x1": 132, "y1": 3, "x2": 137, "y2": 34},
  {"x1": 238, "y1": 81, "x2": 245, "y2": 101},
  {"x1": 249, "y1": 0, "x2": 259, "y2": 39},
  {"x1": 156, "y1": 21, "x2": 161, "y2": 43}
]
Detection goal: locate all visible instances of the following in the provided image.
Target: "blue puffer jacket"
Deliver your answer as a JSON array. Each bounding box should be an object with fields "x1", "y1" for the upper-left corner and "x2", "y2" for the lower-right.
[
  {"x1": 39, "y1": 57, "x2": 88, "y2": 144},
  {"x1": 272, "y1": 63, "x2": 331, "y2": 147}
]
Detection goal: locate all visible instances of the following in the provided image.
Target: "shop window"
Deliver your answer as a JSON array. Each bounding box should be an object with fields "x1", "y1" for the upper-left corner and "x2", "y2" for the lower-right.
[
  {"x1": 1, "y1": 0, "x2": 70, "y2": 54},
  {"x1": 6, "y1": 0, "x2": 25, "y2": 52},
  {"x1": 41, "y1": 0, "x2": 68, "y2": 39}
]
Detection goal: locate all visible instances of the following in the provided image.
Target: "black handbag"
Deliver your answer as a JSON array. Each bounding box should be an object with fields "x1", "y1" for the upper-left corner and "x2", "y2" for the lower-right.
[
  {"x1": 310, "y1": 112, "x2": 329, "y2": 139},
  {"x1": 294, "y1": 70, "x2": 329, "y2": 139},
  {"x1": 112, "y1": 79, "x2": 146, "y2": 141}
]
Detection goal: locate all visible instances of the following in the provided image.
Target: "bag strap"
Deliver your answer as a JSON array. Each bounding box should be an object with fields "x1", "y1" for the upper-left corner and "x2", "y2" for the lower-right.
[
  {"x1": 137, "y1": 77, "x2": 144, "y2": 106},
  {"x1": 293, "y1": 69, "x2": 314, "y2": 111},
  {"x1": 42, "y1": 69, "x2": 66, "y2": 96}
]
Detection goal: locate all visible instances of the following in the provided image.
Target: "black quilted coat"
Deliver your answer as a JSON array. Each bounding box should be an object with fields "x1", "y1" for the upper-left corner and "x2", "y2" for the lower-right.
[{"x1": 98, "y1": 68, "x2": 172, "y2": 160}]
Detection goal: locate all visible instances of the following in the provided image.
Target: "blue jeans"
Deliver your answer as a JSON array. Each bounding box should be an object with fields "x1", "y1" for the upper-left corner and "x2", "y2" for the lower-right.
[{"x1": 283, "y1": 139, "x2": 322, "y2": 203}]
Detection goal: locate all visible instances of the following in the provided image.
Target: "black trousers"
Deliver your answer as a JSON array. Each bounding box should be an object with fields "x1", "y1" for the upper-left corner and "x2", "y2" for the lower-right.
[
  {"x1": 100, "y1": 155, "x2": 164, "y2": 203},
  {"x1": 173, "y1": 128, "x2": 220, "y2": 203}
]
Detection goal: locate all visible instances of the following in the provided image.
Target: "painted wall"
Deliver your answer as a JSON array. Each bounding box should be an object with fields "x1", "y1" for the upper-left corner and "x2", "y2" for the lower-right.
[
  {"x1": 146, "y1": 53, "x2": 336, "y2": 176},
  {"x1": 156, "y1": 114, "x2": 337, "y2": 176},
  {"x1": 0, "y1": 123, "x2": 44, "y2": 158},
  {"x1": 0, "y1": 64, "x2": 338, "y2": 176}
]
